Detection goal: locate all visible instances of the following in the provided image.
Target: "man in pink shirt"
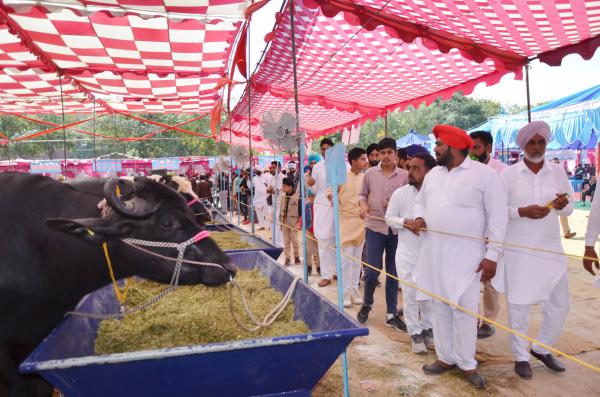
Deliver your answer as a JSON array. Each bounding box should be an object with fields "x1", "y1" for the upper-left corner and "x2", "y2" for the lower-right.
[{"x1": 356, "y1": 137, "x2": 409, "y2": 330}]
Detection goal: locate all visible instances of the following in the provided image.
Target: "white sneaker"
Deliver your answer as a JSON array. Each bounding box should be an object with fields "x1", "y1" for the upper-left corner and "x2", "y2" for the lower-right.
[
  {"x1": 411, "y1": 334, "x2": 428, "y2": 354},
  {"x1": 351, "y1": 289, "x2": 363, "y2": 305},
  {"x1": 343, "y1": 291, "x2": 352, "y2": 308}
]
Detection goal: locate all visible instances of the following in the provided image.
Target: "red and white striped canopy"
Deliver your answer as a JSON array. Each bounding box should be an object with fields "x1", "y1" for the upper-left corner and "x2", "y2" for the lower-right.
[
  {"x1": 224, "y1": 0, "x2": 600, "y2": 145},
  {"x1": 0, "y1": 0, "x2": 246, "y2": 113}
]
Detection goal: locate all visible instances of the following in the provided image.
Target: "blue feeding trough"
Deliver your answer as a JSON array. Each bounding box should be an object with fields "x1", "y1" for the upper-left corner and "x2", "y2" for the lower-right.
[{"x1": 20, "y1": 251, "x2": 368, "y2": 397}]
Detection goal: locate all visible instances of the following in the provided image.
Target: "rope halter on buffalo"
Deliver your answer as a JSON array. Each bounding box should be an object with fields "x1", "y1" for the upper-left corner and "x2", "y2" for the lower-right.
[
  {"x1": 67, "y1": 230, "x2": 221, "y2": 320},
  {"x1": 67, "y1": 230, "x2": 300, "y2": 332}
]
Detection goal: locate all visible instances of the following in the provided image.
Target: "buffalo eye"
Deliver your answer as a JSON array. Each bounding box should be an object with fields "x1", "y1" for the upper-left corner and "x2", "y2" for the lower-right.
[{"x1": 160, "y1": 218, "x2": 177, "y2": 230}]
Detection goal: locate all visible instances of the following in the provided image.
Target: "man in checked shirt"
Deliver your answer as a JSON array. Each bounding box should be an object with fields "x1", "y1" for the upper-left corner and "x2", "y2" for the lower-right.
[{"x1": 356, "y1": 137, "x2": 409, "y2": 331}]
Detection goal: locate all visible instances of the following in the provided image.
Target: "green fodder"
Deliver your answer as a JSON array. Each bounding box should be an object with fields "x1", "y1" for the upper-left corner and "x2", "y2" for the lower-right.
[
  {"x1": 210, "y1": 230, "x2": 254, "y2": 250},
  {"x1": 95, "y1": 269, "x2": 309, "y2": 355}
]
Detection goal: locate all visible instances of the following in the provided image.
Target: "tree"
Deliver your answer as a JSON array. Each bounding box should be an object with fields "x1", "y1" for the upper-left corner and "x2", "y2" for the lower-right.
[{"x1": 312, "y1": 93, "x2": 501, "y2": 152}]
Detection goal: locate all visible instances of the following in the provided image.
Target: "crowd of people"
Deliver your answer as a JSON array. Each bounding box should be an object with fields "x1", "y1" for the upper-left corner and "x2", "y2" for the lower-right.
[{"x1": 183, "y1": 120, "x2": 597, "y2": 390}]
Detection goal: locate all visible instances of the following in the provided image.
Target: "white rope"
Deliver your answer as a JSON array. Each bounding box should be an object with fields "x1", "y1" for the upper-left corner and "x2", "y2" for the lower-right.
[{"x1": 229, "y1": 275, "x2": 301, "y2": 332}]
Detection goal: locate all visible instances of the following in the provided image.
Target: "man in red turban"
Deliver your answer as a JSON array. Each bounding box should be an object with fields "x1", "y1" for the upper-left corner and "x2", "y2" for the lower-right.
[{"x1": 405, "y1": 124, "x2": 508, "y2": 389}]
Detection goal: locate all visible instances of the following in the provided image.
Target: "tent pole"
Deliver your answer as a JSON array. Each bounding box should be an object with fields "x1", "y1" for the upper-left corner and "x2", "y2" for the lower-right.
[
  {"x1": 93, "y1": 99, "x2": 97, "y2": 175},
  {"x1": 247, "y1": 21, "x2": 255, "y2": 234},
  {"x1": 228, "y1": 85, "x2": 233, "y2": 220},
  {"x1": 289, "y1": 0, "x2": 308, "y2": 284},
  {"x1": 384, "y1": 110, "x2": 388, "y2": 137},
  {"x1": 290, "y1": 1, "x2": 348, "y2": 393},
  {"x1": 59, "y1": 77, "x2": 67, "y2": 179},
  {"x1": 525, "y1": 63, "x2": 532, "y2": 123}
]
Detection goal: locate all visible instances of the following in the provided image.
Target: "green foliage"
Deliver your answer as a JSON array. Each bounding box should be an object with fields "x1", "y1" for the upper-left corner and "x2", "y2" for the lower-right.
[
  {"x1": 0, "y1": 113, "x2": 229, "y2": 160},
  {"x1": 312, "y1": 93, "x2": 501, "y2": 151}
]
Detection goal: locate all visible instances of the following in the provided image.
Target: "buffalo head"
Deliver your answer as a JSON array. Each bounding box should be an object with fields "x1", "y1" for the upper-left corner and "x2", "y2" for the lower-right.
[
  {"x1": 160, "y1": 174, "x2": 212, "y2": 224},
  {"x1": 46, "y1": 177, "x2": 235, "y2": 286}
]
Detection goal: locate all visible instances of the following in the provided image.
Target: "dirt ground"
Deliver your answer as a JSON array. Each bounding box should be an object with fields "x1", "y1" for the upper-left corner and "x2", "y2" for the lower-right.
[{"x1": 244, "y1": 207, "x2": 600, "y2": 396}]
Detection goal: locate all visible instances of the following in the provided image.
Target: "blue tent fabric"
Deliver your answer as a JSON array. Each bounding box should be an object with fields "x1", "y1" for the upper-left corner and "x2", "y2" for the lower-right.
[
  {"x1": 532, "y1": 84, "x2": 600, "y2": 112},
  {"x1": 396, "y1": 130, "x2": 430, "y2": 147},
  {"x1": 470, "y1": 83, "x2": 600, "y2": 150}
]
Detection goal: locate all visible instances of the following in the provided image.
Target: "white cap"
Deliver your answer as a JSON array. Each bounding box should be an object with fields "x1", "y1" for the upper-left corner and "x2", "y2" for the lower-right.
[
  {"x1": 254, "y1": 165, "x2": 264, "y2": 172},
  {"x1": 287, "y1": 161, "x2": 296, "y2": 169}
]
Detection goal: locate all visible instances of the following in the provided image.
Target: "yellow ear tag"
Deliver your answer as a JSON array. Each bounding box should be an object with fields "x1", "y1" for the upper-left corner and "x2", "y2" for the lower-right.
[
  {"x1": 85, "y1": 228, "x2": 95, "y2": 236},
  {"x1": 115, "y1": 185, "x2": 121, "y2": 197}
]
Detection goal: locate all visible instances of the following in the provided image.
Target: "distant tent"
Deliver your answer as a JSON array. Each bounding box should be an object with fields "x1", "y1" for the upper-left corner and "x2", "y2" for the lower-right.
[
  {"x1": 470, "y1": 83, "x2": 600, "y2": 150},
  {"x1": 396, "y1": 130, "x2": 430, "y2": 147}
]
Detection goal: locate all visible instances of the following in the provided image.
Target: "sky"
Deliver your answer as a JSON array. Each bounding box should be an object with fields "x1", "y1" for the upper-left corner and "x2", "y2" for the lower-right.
[
  {"x1": 468, "y1": 51, "x2": 600, "y2": 107},
  {"x1": 231, "y1": 1, "x2": 600, "y2": 110}
]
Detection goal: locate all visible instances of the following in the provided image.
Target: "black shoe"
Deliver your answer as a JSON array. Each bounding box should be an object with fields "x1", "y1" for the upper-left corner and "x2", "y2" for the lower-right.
[
  {"x1": 357, "y1": 305, "x2": 371, "y2": 324},
  {"x1": 515, "y1": 361, "x2": 532, "y2": 379},
  {"x1": 385, "y1": 313, "x2": 407, "y2": 331},
  {"x1": 464, "y1": 370, "x2": 486, "y2": 389},
  {"x1": 307, "y1": 266, "x2": 312, "y2": 275},
  {"x1": 317, "y1": 266, "x2": 321, "y2": 275},
  {"x1": 294, "y1": 257, "x2": 301, "y2": 265},
  {"x1": 477, "y1": 323, "x2": 496, "y2": 339},
  {"x1": 530, "y1": 349, "x2": 566, "y2": 372},
  {"x1": 422, "y1": 360, "x2": 456, "y2": 375}
]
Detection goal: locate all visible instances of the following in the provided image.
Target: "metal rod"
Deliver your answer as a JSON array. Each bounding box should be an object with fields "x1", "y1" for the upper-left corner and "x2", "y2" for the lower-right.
[
  {"x1": 525, "y1": 64, "x2": 532, "y2": 123},
  {"x1": 330, "y1": 148, "x2": 351, "y2": 397},
  {"x1": 384, "y1": 110, "x2": 388, "y2": 137},
  {"x1": 247, "y1": 21, "x2": 255, "y2": 233},
  {"x1": 289, "y1": 0, "x2": 308, "y2": 284},
  {"x1": 228, "y1": 87, "x2": 234, "y2": 221},
  {"x1": 59, "y1": 77, "x2": 67, "y2": 179},
  {"x1": 93, "y1": 99, "x2": 97, "y2": 174}
]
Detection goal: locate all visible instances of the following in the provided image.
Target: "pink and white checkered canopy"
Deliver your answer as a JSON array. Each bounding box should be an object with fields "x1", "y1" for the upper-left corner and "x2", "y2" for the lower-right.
[
  {"x1": 0, "y1": 0, "x2": 245, "y2": 113},
  {"x1": 224, "y1": 0, "x2": 600, "y2": 145}
]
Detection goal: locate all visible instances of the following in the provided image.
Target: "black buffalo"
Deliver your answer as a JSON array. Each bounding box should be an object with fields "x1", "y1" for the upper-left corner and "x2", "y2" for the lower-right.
[
  {"x1": 158, "y1": 174, "x2": 213, "y2": 224},
  {"x1": 0, "y1": 173, "x2": 236, "y2": 397}
]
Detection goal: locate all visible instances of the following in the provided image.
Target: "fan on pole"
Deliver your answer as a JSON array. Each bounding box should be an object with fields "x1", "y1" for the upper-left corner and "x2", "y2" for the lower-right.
[
  {"x1": 261, "y1": 110, "x2": 299, "y2": 151},
  {"x1": 229, "y1": 145, "x2": 249, "y2": 169},
  {"x1": 213, "y1": 156, "x2": 231, "y2": 173}
]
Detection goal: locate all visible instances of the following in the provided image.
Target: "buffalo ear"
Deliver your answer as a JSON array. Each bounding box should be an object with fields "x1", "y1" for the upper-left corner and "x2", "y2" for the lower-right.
[{"x1": 46, "y1": 218, "x2": 134, "y2": 245}]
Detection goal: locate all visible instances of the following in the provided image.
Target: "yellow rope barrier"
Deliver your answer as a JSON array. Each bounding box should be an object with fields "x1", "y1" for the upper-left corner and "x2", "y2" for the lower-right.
[{"x1": 226, "y1": 199, "x2": 600, "y2": 375}]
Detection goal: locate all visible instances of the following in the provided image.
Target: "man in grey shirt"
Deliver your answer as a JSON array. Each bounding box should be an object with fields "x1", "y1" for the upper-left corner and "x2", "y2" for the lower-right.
[{"x1": 357, "y1": 137, "x2": 409, "y2": 330}]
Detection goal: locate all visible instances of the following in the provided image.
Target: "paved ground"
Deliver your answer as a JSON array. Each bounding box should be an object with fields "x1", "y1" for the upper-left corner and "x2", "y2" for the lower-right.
[{"x1": 234, "y1": 207, "x2": 600, "y2": 396}]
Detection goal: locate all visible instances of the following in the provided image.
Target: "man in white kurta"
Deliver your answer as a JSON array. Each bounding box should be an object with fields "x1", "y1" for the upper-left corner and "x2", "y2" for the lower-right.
[
  {"x1": 249, "y1": 165, "x2": 272, "y2": 230},
  {"x1": 493, "y1": 121, "x2": 572, "y2": 379},
  {"x1": 307, "y1": 138, "x2": 336, "y2": 286},
  {"x1": 268, "y1": 162, "x2": 285, "y2": 247},
  {"x1": 411, "y1": 125, "x2": 507, "y2": 389},
  {"x1": 469, "y1": 130, "x2": 508, "y2": 339},
  {"x1": 385, "y1": 152, "x2": 436, "y2": 354},
  {"x1": 583, "y1": 187, "x2": 600, "y2": 275}
]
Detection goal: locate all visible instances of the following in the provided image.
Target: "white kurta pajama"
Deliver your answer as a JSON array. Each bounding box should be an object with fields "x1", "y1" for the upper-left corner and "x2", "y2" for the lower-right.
[
  {"x1": 310, "y1": 160, "x2": 336, "y2": 280},
  {"x1": 385, "y1": 184, "x2": 432, "y2": 336},
  {"x1": 250, "y1": 173, "x2": 272, "y2": 228},
  {"x1": 269, "y1": 172, "x2": 285, "y2": 247},
  {"x1": 414, "y1": 157, "x2": 508, "y2": 370},
  {"x1": 493, "y1": 160, "x2": 573, "y2": 362}
]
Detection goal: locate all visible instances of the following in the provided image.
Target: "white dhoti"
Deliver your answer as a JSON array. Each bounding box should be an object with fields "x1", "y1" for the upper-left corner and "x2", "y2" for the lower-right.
[
  {"x1": 399, "y1": 269, "x2": 432, "y2": 336},
  {"x1": 254, "y1": 204, "x2": 268, "y2": 228},
  {"x1": 431, "y1": 277, "x2": 480, "y2": 370},
  {"x1": 341, "y1": 243, "x2": 363, "y2": 292},
  {"x1": 508, "y1": 273, "x2": 570, "y2": 362},
  {"x1": 218, "y1": 190, "x2": 228, "y2": 212},
  {"x1": 318, "y1": 238, "x2": 336, "y2": 280},
  {"x1": 270, "y1": 205, "x2": 283, "y2": 247}
]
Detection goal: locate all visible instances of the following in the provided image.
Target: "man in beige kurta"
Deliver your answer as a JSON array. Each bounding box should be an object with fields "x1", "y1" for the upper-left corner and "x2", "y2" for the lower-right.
[{"x1": 338, "y1": 147, "x2": 368, "y2": 307}]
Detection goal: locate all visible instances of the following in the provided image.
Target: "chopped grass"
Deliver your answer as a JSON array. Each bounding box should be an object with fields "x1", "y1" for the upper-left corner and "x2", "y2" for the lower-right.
[{"x1": 95, "y1": 269, "x2": 309, "y2": 355}]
